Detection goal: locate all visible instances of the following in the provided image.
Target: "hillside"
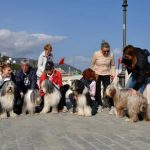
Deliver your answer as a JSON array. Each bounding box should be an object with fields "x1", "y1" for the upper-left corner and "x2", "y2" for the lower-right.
[{"x1": 0, "y1": 55, "x2": 81, "y2": 74}]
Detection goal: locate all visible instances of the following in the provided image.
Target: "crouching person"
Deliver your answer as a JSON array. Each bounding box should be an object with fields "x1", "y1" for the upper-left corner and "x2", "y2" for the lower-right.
[
  {"x1": 15, "y1": 59, "x2": 38, "y2": 114},
  {"x1": 38, "y1": 61, "x2": 68, "y2": 113}
]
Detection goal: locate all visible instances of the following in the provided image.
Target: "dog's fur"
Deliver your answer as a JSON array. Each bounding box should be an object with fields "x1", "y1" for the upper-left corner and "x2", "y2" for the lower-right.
[
  {"x1": 40, "y1": 79, "x2": 61, "y2": 114},
  {"x1": 0, "y1": 80, "x2": 17, "y2": 119},
  {"x1": 105, "y1": 84, "x2": 150, "y2": 122},
  {"x1": 70, "y1": 80, "x2": 92, "y2": 117},
  {"x1": 22, "y1": 89, "x2": 41, "y2": 115}
]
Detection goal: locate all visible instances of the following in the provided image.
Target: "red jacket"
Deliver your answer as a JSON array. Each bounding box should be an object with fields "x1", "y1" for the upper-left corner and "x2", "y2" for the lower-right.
[{"x1": 39, "y1": 70, "x2": 62, "y2": 96}]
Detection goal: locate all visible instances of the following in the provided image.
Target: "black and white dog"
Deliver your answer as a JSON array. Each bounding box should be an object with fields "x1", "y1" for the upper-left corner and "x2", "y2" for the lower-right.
[
  {"x1": 0, "y1": 80, "x2": 17, "y2": 119},
  {"x1": 40, "y1": 79, "x2": 61, "y2": 114},
  {"x1": 70, "y1": 80, "x2": 92, "y2": 117},
  {"x1": 22, "y1": 89, "x2": 41, "y2": 115}
]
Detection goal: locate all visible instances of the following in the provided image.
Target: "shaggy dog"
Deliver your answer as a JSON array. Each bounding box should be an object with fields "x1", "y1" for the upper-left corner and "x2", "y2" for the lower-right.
[
  {"x1": 0, "y1": 80, "x2": 17, "y2": 119},
  {"x1": 105, "y1": 84, "x2": 150, "y2": 122},
  {"x1": 22, "y1": 89, "x2": 41, "y2": 115},
  {"x1": 70, "y1": 80, "x2": 92, "y2": 117},
  {"x1": 40, "y1": 79, "x2": 61, "y2": 114}
]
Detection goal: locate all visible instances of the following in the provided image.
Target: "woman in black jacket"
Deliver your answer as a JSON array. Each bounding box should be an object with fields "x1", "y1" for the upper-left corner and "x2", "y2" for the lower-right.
[{"x1": 122, "y1": 45, "x2": 150, "y2": 93}]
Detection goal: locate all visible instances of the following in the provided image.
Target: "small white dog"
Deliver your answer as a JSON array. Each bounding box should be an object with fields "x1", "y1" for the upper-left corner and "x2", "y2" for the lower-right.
[
  {"x1": 22, "y1": 89, "x2": 41, "y2": 115},
  {"x1": 40, "y1": 79, "x2": 61, "y2": 114},
  {"x1": 0, "y1": 80, "x2": 17, "y2": 119},
  {"x1": 70, "y1": 80, "x2": 92, "y2": 117}
]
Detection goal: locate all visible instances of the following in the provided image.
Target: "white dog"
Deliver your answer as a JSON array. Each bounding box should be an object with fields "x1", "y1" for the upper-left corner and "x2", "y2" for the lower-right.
[
  {"x1": 0, "y1": 80, "x2": 17, "y2": 119},
  {"x1": 40, "y1": 79, "x2": 61, "y2": 114},
  {"x1": 70, "y1": 80, "x2": 92, "y2": 117},
  {"x1": 22, "y1": 89, "x2": 41, "y2": 115}
]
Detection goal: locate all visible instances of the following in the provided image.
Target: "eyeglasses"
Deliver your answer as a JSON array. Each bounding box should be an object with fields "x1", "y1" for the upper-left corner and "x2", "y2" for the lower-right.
[{"x1": 103, "y1": 50, "x2": 110, "y2": 53}]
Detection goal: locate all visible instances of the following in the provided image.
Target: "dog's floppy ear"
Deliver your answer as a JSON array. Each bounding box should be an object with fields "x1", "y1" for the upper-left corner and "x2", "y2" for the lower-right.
[
  {"x1": 0, "y1": 81, "x2": 8, "y2": 96},
  {"x1": 0, "y1": 86, "x2": 6, "y2": 96}
]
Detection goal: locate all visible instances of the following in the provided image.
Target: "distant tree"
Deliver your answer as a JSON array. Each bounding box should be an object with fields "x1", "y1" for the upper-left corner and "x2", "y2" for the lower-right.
[
  {"x1": 2, "y1": 55, "x2": 9, "y2": 62},
  {"x1": 11, "y1": 63, "x2": 20, "y2": 71}
]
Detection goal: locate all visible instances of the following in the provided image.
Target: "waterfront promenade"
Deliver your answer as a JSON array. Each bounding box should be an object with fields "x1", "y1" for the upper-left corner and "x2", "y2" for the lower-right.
[{"x1": 0, "y1": 108, "x2": 150, "y2": 150}]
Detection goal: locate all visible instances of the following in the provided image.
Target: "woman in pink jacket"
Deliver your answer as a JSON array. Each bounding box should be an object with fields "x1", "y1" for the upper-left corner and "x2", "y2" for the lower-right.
[{"x1": 91, "y1": 40, "x2": 116, "y2": 114}]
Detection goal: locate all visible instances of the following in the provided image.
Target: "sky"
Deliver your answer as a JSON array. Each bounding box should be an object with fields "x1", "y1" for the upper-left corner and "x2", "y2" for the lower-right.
[{"x1": 0, "y1": 0, "x2": 150, "y2": 70}]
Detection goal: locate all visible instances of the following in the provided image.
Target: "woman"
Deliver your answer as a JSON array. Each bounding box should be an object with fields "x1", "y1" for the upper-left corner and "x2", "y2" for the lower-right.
[
  {"x1": 36, "y1": 43, "x2": 53, "y2": 79},
  {"x1": 39, "y1": 61, "x2": 68, "y2": 113},
  {"x1": 91, "y1": 40, "x2": 116, "y2": 114},
  {"x1": 0, "y1": 64, "x2": 15, "y2": 87},
  {"x1": 122, "y1": 45, "x2": 150, "y2": 93}
]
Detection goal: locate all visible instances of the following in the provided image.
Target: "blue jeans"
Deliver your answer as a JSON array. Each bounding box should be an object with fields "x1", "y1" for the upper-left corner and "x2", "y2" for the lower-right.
[{"x1": 126, "y1": 74, "x2": 150, "y2": 93}]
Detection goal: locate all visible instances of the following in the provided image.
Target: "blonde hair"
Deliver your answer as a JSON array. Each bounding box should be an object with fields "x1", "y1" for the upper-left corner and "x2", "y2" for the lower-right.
[
  {"x1": 101, "y1": 40, "x2": 110, "y2": 49},
  {"x1": 44, "y1": 43, "x2": 52, "y2": 51}
]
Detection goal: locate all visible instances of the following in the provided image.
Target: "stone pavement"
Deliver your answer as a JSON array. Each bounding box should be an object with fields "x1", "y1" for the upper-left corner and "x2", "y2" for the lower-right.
[{"x1": 0, "y1": 109, "x2": 150, "y2": 150}]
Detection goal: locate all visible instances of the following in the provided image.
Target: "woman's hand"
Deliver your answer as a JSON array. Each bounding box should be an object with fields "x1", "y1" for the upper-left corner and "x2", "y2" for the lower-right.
[{"x1": 110, "y1": 75, "x2": 114, "y2": 81}]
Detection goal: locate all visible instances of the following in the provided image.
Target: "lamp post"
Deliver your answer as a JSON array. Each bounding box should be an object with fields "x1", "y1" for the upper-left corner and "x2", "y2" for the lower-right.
[
  {"x1": 118, "y1": 0, "x2": 128, "y2": 87},
  {"x1": 6, "y1": 57, "x2": 16, "y2": 65}
]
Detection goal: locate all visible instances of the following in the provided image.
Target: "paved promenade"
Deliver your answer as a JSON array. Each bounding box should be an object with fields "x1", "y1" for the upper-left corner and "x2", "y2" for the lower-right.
[{"x1": 0, "y1": 108, "x2": 150, "y2": 150}]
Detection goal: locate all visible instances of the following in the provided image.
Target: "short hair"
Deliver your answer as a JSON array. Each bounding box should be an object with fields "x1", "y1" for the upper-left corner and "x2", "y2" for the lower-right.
[
  {"x1": 101, "y1": 40, "x2": 110, "y2": 49},
  {"x1": 20, "y1": 59, "x2": 30, "y2": 65},
  {"x1": 44, "y1": 43, "x2": 52, "y2": 51}
]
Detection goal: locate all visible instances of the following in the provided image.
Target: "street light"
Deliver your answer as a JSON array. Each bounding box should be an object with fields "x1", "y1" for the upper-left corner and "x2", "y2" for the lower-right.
[
  {"x1": 118, "y1": 0, "x2": 128, "y2": 87},
  {"x1": 6, "y1": 57, "x2": 16, "y2": 65}
]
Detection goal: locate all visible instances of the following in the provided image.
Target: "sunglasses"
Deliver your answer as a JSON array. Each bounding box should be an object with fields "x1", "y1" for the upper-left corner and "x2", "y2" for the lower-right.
[{"x1": 103, "y1": 50, "x2": 110, "y2": 53}]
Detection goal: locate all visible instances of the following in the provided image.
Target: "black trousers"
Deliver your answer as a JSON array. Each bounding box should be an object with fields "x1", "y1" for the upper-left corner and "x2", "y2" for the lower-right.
[
  {"x1": 58, "y1": 84, "x2": 69, "y2": 110},
  {"x1": 95, "y1": 75, "x2": 114, "y2": 108},
  {"x1": 69, "y1": 93, "x2": 77, "y2": 113},
  {"x1": 13, "y1": 91, "x2": 24, "y2": 115}
]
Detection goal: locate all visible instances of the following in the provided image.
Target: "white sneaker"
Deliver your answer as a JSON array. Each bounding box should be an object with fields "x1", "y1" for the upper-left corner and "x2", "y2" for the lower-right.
[
  {"x1": 109, "y1": 106, "x2": 114, "y2": 115},
  {"x1": 97, "y1": 105, "x2": 103, "y2": 113},
  {"x1": 62, "y1": 106, "x2": 68, "y2": 113}
]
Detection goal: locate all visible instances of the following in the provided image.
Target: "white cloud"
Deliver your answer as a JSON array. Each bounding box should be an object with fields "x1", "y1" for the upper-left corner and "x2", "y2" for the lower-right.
[{"x1": 0, "y1": 29, "x2": 67, "y2": 57}]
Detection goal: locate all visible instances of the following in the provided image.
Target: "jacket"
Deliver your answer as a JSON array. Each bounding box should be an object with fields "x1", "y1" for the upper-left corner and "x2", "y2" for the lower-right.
[
  {"x1": 39, "y1": 70, "x2": 62, "y2": 96},
  {"x1": 91, "y1": 50, "x2": 116, "y2": 76},
  {"x1": 36, "y1": 51, "x2": 53, "y2": 77},
  {"x1": 15, "y1": 67, "x2": 38, "y2": 94}
]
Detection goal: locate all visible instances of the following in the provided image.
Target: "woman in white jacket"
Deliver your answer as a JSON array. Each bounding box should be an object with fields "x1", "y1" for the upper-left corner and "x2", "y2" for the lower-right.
[{"x1": 36, "y1": 43, "x2": 53, "y2": 79}]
